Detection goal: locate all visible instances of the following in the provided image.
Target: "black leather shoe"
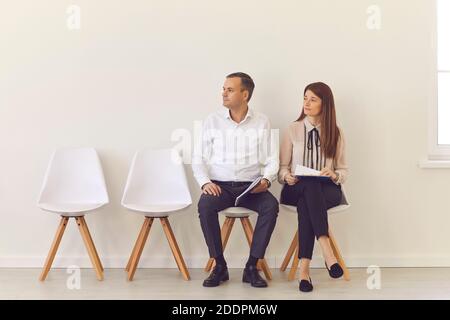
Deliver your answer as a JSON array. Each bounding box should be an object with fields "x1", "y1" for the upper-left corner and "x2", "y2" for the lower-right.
[
  {"x1": 299, "y1": 277, "x2": 313, "y2": 293},
  {"x1": 325, "y1": 262, "x2": 344, "y2": 279},
  {"x1": 242, "y1": 265, "x2": 268, "y2": 288},
  {"x1": 203, "y1": 265, "x2": 229, "y2": 287}
]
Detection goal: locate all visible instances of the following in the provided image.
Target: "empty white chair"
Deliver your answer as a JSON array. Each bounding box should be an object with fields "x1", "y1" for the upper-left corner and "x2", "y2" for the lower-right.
[
  {"x1": 280, "y1": 186, "x2": 351, "y2": 281},
  {"x1": 38, "y1": 148, "x2": 109, "y2": 281},
  {"x1": 122, "y1": 148, "x2": 192, "y2": 281},
  {"x1": 203, "y1": 207, "x2": 273, "y2": 280}
]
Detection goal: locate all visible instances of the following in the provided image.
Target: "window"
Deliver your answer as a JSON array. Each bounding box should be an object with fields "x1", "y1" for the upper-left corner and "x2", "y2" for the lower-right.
[
  {"x1": 424, "y1": 0, "x2": 450, "y2": 165},
  {"x1": 438, "y1": 0, "x2": 450, "y2": 145}
]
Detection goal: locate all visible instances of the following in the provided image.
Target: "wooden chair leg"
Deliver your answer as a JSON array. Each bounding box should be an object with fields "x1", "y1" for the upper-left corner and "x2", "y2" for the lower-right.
[
  {"x1": 127, "y1": 217, "x2": 153, "y2": 281},
  {"x1": 329, "y1": 229, "x2": 350, "y2": 281},
  {"x1": 76, "y1": 216, "x2": 103, "y2": 281},
  {"x1": 39, "y1": 216, "x2": 69, "y2": 281},
  {"x1": 257, "y1": 259, "x2": 272, "y2": 281},
  {"x1": 78, "y1": 216, "x2": 104, "y2": 273},
  {"x1": 126, "y1": 218, "x2": 150, "y2": 272},
  {"x1": 240, "y1": 217, "x2": 272, "y2": 281},
  {"x1": 280, "y1": 231, "x2": 298, "y2": 272},
  {"x1": 205, "y1": 217, "x2": 235, "y2": 272},
  {"x1": 160, "y1": 217, "x2": 190, "y2": 281},
  {"x1": 288, "y1": 243, "x2": 299, "y2": 281}
]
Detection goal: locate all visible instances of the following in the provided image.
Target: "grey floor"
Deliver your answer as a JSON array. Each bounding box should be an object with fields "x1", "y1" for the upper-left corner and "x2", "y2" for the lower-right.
[{"x1": 1, "y1": 268, "x2": 450, "y2": 300}]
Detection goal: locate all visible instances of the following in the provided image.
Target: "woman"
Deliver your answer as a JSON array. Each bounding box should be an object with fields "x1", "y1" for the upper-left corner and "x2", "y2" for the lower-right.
[{"x1": 279, "y1": 82, "x2": 348, "y2": 293}]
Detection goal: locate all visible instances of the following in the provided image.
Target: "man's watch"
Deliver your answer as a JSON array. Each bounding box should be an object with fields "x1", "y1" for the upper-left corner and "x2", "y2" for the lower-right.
[{"x1": 262, "y1": 178, "x2": 271, "y2": 188}]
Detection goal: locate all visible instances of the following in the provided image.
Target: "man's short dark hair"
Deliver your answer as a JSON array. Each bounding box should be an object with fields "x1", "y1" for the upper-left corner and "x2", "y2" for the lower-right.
[{"x1": 226, "y1": 72, "x2": 255, "y2": 102}]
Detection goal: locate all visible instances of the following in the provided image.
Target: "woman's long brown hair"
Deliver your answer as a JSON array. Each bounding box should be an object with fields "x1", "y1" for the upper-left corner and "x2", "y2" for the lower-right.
[{"x1": 297, "y1": 82, "x2": 340, "y2": 159}]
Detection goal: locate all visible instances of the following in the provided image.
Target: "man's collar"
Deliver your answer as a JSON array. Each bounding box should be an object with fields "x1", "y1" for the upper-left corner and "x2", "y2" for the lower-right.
[{"x1": 223, "y1": 107, "x2": 253, "y2": 121}]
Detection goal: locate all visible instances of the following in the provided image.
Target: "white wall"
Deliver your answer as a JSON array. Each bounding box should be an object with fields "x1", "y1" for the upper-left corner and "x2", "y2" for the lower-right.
[{"x1": 0, "y1": 0, "x2": 447, "y2": 269}]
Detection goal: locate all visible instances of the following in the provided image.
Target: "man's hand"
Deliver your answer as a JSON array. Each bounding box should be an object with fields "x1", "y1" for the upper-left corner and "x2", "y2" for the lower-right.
[
  {"x1": 320, "y1": 167, "x2": 337, "y2": 181},
  {"x1": 202, "y1": 182, "x2": 222, "y2": 197},
  {"x1": 250, "y1": 179, "x2": 270, "y2": 194},
  {"x1": 284, "y1": 173, "x2": 299, "y2": 186}
]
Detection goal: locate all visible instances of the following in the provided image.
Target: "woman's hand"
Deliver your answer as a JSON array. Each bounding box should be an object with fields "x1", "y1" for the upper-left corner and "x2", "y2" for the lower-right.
[
  {"x1": 320, "y1": 167, "x2": 337, "y2": 181},
  {"x1": 284, "y1": 173, "x2": 299, "y2": 186}
]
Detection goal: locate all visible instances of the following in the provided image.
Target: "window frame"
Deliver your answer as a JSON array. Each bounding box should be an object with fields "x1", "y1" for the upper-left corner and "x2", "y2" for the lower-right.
[{"x1": 426, "y1": 0, "x2": 450, "y2": 162}]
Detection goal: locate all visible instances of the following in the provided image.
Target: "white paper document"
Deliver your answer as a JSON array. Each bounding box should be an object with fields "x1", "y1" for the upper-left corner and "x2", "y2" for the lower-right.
[
  {"x1": 294, "y1": 165, "x2": 330, "y2": 180},
  {"x1": 235, "y1": 176, "x2": 263, "y2": 206}
]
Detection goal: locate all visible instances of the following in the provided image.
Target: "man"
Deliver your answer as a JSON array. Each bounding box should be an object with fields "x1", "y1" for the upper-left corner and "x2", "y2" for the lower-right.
[{"x1": 192, "y1": 72, "x2": 279, "y2": 288}]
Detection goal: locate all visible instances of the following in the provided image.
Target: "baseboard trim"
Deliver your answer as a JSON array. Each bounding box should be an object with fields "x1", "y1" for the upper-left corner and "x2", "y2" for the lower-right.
[{"x1": 1, "y1": 255, "x2": 450, "y2": 268}]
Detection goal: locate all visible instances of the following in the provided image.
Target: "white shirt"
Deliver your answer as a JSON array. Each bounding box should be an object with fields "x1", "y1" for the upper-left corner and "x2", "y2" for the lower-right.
[{"x1": 192, "y1": 107, "x2": 279, "y2": 188}]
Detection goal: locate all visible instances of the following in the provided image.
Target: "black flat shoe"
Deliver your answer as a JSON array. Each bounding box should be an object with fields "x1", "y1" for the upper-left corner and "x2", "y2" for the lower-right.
[
  {"x1": 242, "y1": 265, "x2": 268, "y2": 288},
  {"x1": 299, "y1": 277, "x2": 313, "y2": 293},
  {"x1": 325, "y1": 262, "x2": 344, "y2": 279},
  {"x1": 203, "y1": 265, "x2": 229, "y2": 287}
]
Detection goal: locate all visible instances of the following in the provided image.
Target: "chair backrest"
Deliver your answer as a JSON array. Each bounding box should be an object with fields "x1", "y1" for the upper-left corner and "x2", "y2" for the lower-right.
[
  {"x1": 38, "y1": 148, "x2": 109, "y2": 211},
  {"x1": 121, "y1": 148, "x2": 192, "y2": 213}
]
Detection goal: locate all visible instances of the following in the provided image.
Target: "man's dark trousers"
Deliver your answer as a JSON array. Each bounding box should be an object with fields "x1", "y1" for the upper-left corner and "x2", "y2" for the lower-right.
[{"x1": 198, "y1": 180, "x2": 279, "y2": 260}]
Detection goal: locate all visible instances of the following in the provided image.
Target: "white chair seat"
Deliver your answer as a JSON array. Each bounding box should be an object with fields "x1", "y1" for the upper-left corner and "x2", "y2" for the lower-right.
[
  {"x1": 281, "y1": 185, "x2": 351, "y2": 215},
  {"x1": 328, "y1": 204, "x2": 350, "y2": 214},
  {"x1": 38, "y1": 202, "x2": 107, "y2": 215},
  {"x1": 281, "y1": 203, "x2": 351, "y2": 214},
  {"x1": 219, "y1": 207, "x2": 258, "y2": 218},
  {"x1": 122, "y1": 203, "x2": 191, "y2": 216}
]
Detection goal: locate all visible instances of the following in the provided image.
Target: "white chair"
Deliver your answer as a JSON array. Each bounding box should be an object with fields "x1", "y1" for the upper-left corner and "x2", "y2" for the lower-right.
[
  {"x1": 280, "y1": 186, "x2": 351, "y2": 281},
  {"x1": 122, "y1": 149, "x2": 192, "y2": 281},
  {"x1": 204, "y1": 207, "x2": 273, "y2": 280},
  {"x1": 38, "y1": 148, "x2": 109, "y2": 281}
]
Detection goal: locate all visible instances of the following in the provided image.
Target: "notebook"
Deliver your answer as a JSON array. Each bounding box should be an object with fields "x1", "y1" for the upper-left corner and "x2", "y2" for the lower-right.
[
  {"x1": 235, "y1": 176, "x2": 263, "y2": 206},
  {"x1": 294, "y1": 165, "x2": 331, "y2": 181}
]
